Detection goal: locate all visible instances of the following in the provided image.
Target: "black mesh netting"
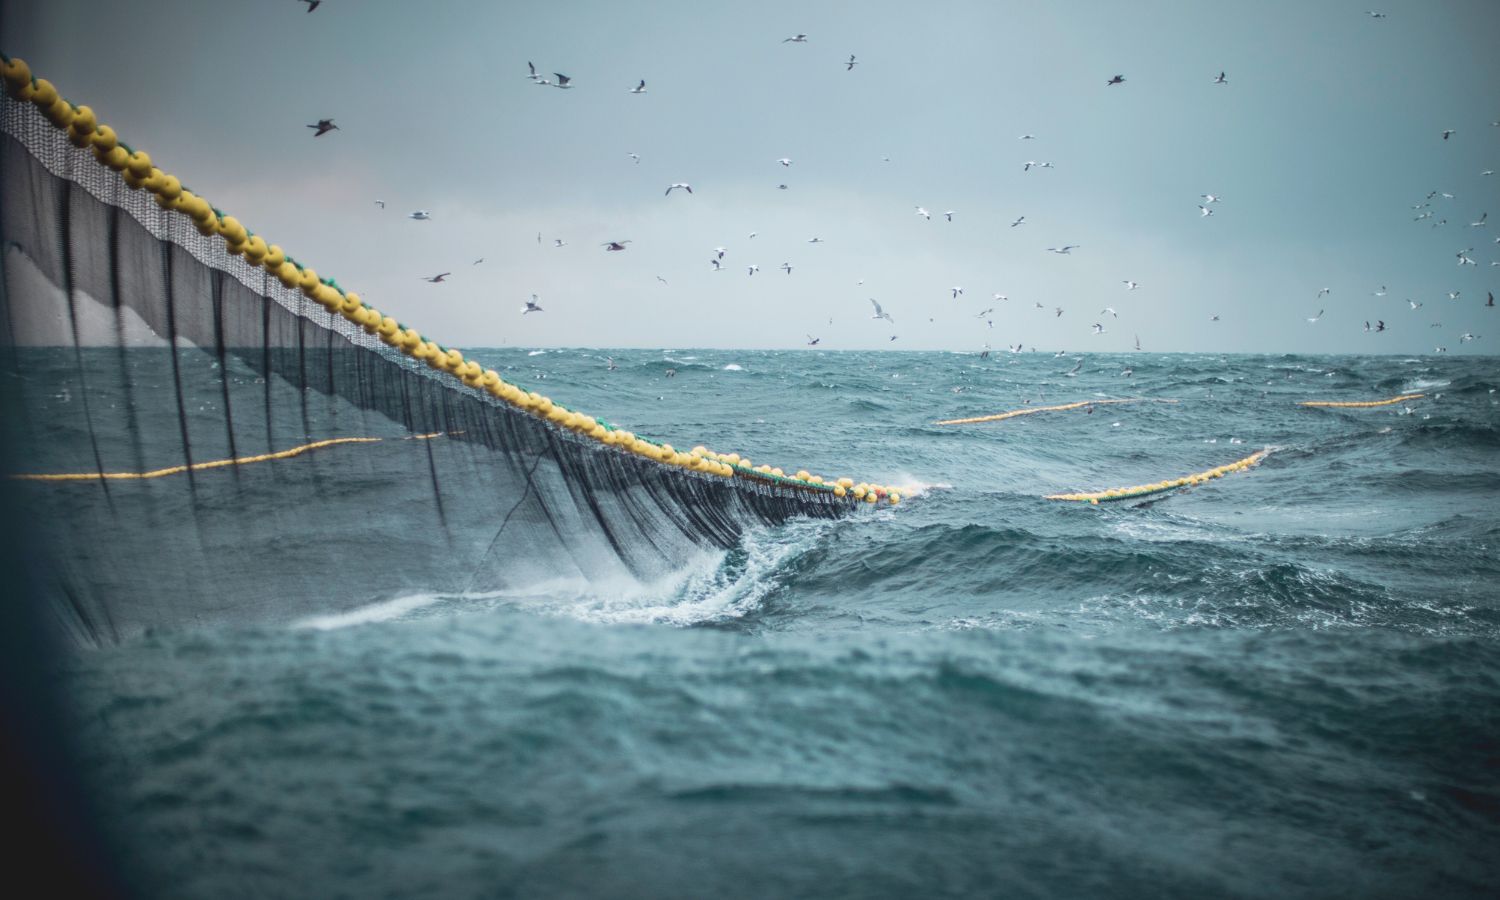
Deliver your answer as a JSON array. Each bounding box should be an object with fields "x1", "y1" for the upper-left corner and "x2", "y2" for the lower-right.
[{"x1": 0, "y1": 92, "x2": 849, "y2": 647}]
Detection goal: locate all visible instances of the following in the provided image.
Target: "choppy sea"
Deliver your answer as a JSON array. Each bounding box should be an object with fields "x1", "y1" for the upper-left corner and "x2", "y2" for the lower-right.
[{"x1": 50, "y1": 350, "x2": 1500, "y2": 898}]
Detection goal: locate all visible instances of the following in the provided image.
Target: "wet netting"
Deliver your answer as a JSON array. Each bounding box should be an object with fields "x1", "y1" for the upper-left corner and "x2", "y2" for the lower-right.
[{"x1": 0, "y1": 63, "x2": 878, "y2": 647}]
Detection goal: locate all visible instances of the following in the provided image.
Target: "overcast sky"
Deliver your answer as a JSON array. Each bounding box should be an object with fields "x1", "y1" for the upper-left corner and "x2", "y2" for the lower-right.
[{"x1": 4, "y1": 0, "x2": 1498, "y2": 353}]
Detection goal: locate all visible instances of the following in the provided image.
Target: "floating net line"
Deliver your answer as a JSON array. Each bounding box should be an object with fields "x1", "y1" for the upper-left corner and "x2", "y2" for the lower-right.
[
  {"x1": 0, "y1": 57, "x2": 900, "y2": 646},
  {"x1": 1044, "y1": 449, "x2": 1271, "y2": 504},
  {"x1": 1298, "y1": 393, "x2": 1425, "y2": 409},
  {"x1": 934, "y1": 397, "x2": 1175, "y2": 426}
]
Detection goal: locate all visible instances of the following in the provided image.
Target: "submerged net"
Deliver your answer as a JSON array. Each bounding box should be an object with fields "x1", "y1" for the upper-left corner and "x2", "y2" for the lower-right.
[{"x1": 0, "y1": 61, "x2": 886, "y2": 647}]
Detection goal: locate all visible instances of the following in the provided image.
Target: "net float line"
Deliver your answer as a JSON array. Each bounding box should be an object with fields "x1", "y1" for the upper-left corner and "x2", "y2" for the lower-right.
[
  {"x1": 935, "y1": 398, "x2": 1176, "y2": 426},
  {"x1": 1045, "y1": 448, "x2": 1271, "y2": 504},
  {"x1": 1298, "y1": 393, "x2": 1424, "y2": 409}
]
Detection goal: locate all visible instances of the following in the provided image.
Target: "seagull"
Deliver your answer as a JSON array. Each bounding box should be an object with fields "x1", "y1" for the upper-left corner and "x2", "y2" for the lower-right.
[
  {"x1": 1024, "y1": 161, "x2": 1038, "y2": 171},
  {"x1": 777, "y1": 158, "x2": 793, "y2": 167},
  {"x1": 747, "y1": 264, "x2": 759, "y2": 276},
  {"x1": 629, "y1": 79, "x2": 646, "y2": 94},
  {"x1": 845, "y1": 55, "x2": 858, "y2": 71},
  {"x1": 1442, "y1": 129, "x2": 1455, "y2": 140},
  {"x1": 915, "y1": 206, "x2": 931, "y2": 220},
  {"x1": 1199, "y1": 205, "x2": 1214, "y2": 217},
  {"x1": 1034, "y1": 301, "x2": 1045, "y2": 310},
  {"x1": 522, "y1": 295, "x2": 543, "y2": 314},
  {"x1": 748, "y1": 231, "x2": 757, "y2": 239},
  {"x1": 807, "y1": 334, "x2": 821, "y2": 346},
  {"x1": 1091, "y1": 323, "x2": 1106, "y2": 334},
  {"x1": 1100, "y1": 306, "x2": 1118, "y2": 317},
  {"x1": 473, "y1": 257, "x2": 485, "y2": 265},
  {"x1": 1488, "y1": 292, "x2": 1495, "y2": 307},
  {"x1": 777, "y1": 184, "x2": 789, "y2": 190},
  {"x1": 307, "y1": 118, "x2": 338, "y2": 137},
  {"x1": 951, "y1": 287, "x2": 964, "y2": 298},
  {"x1": 1376, "y1": 320, "x2": 1386, "y2": 332},
  {"x1": 1448, "y1": 290, "x2": 1462, "y2": 300},
  {"x1": 710, "y1": 259, "x2": 723, "y2": 271},
  {"x1": 553, "y1": 239, "x2": 567, "y2": 248},
  {"x1": 1134, "y1": 334, "x2": 1142, "y2": 350},
  {"x1": 627, "y1": 152, "x2": 640, "y2": 164},
  {"x1": 780, "y1": 262, "x2": 793, "y2": 274},
  {"x1": 1483, "y1": 171, "x2": 1495, "y2": 177},
  {"x1": 1460, "y1": 332, "x2": 1478, "y2": 342},
  {"x1": 943, "y1": 210, "x2": 955, "y2": 221},
  {"x1": 1408, "y1": 299, "x2": 1423, "y2": 310},
  {"x1": 807, "y1": 237, "x2": 824, "y2": 243},
  {"x1": 423, "y1": 272, "x2": 451, "y2": 283},
  {"x1": 1372, "y1": 286, "x2": 1387, "y2": 296},
  {"x1": 1122, "y1": 280, "x2": 1139, "y2": 290},
  {"x1": 299, "y1": 0, "x2": 321, "y2": 11},
  {"x1": 1307, "y1": 309, "x2": 1324, "y2": 323},
  {"x1": 783, "y1": 34, "x2": 808, "y2": 43},
  {"x1": 1121, "y1": 366, "x2": 1134, "y2": 377},
  {"x1": 602, "y1": 240, "x2": 632, "y2": 251},
  {"x1": 1019, "y1": 134, "x2": 1036, "y2": 140},
  {"x1": 1011, "y1": 216, "x2": 1026, "y2": 227},
  {"x1": 1213, "y1": 71, "x2": 1227, "y2": 84},
  {"x1": 1201, "y1": 193, "x2": 1221, "y2": 203},
  {"x1": 1046, "y1": 245, "x2": 1078, "y2": 254},
  {"x1": 993, "y1": 293, "x2": 1008, "y2": 302},
  {"x1": 408, "y1": 210, "x2": 431, "y2": 220},
  {"x1": 1067, "y1": 360, "x2": 1083, "y2": 376},
  {"x1": 1318, "y1": 287, "x2": 1331, "y2": 298},
  {"x1": 1107, "y1": 75, "x2": 1125, "y2": 85},
  {"x1": 374, "y1": 200, "x2": 385, "y2": 209},
  {"x1": 551, "y1": 73, "x2": 574, "y2": 89},
  {"x1": 975, "y1": 308, "x2": 994, "y2": 318},
  {"x1": 1210, "y1": 314, "x2": 1221, "y2": 321},
  {"x1": 607, "y1": 357, "x2": 617, "y2": 371},
  {"x1": 526, "y1": 61, "x2": 540, "y2": 82},
  {"x1": 666, "y1": 183, "x2": 693, "y2": 196},
  {"x1": 1458, "y1": 249, "x2": 1476, "y2": 266},
  {"x1": 1055, "y1": 307, "x2": 1065, "y2": 317},
  {"x1": 889, "y1": 335, "x2": 899, "y2": 342},
  {"x1": 870, "y1": 298, "x2": 893, "y2": 322},
  {"x1": 1472, "y1": 213, "x2": 1488, "y2": 227}
]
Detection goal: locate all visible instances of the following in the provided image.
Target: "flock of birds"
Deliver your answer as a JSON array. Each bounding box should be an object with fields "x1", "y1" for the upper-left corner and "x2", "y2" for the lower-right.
[{"x1": 293, "y1": 4, "x2": 1492, "y2": 359}]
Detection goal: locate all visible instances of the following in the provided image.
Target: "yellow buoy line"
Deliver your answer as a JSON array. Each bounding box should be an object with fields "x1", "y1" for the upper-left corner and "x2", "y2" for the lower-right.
[
  {"x1": 1299, "y1": 393, "x2": 1424, "y2": 409},
  {"x1": 0, "y1": 55, "x2": 903, "y2": 506},
  {"x1": 1044, "y1": 448, "x2": 1271, "y2": 504},
  {"x1": 935, "y1": 398, "x2": 1175, "y2": 426},
  {"x1": 7, "y1": 432, "x2": 457, "y2": 482}
]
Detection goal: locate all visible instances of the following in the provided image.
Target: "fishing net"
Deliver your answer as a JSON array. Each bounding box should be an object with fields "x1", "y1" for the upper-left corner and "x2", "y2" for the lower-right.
[{"x1": 0, "y1": 72, "x2": 862, "y2": 647}]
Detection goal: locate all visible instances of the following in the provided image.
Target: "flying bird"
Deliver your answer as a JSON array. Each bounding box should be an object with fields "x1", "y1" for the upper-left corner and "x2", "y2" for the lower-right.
[
  {"x1": 1201, "y1": 193, "x2": 1221, "y2": 203},
  {"x1": 1199, "y1": 205, "x2": 1214, "y2": 217},
  {"x1": 1107, "y1": 75, "x2": 1125, "y2": 85},
  {"x1": 423, "y1": 273, "x2": 451, "y2": 283},
  {"x1": 943, "y1": 210, "x2": 955, "y2": 221},
  {"x1": 1122, "y1": 280, "x2": 1138, "y2": 290},
  {"x1": 1011, "y1": 216, "x2": 1026, "y2": 227},
  {"x1": 846, "y1": 55, "x2": 858, "y2": 71},
  {"x1": 408, "y1": 210, "x2": 431, "y2": 220},
  {"x1": 1368, "y1": 11, "x2": 1387, "y2": 19},
  {"x1": 1460, "y1": 332, "x2": 1478, "y2": 342},
  {"x1": 1213, "y1": 71, "x2": 1227, "y2": 84},
  {"x1": 1408, "y1": 299, "x2": 1423, "y2": 310},
  {"x1": 710, "y1": 259, "x2": 722, "y2": 270},
  {"x1": 522, "y1": 295, "x2": 543, "y2": 314},
  {"x1": 1046, "y1": 245, "x2": 1078, "y2": 254},
  {"x1": 915, "y1": 206, "x2": 931, "y2": 220},
  {"x1": 1442, "y1": 129, "x2": 1455, "y2": 140},
  {"x1": 1307, "y1": 309, "x2": 1324, "y2": 323},
  {"x1": 1091, "y1": 323, "x2": 1106, "y2": 334},
  {"x1": 807, "y1": 334, "x2": 821, "y2": 345},
  {"x1": 747, "y1": 264, "x2": 759, "y2": 275},
  {"x1": 666, "y1": 183, "x2": 693, "y2": 195},
  {"x1": 374, "y1": 200, "x2": 385, "y2": 209},
  {"x1": 783, "y1": 34, "x2": 808, "y2": 43},
  {"x1": 777, "y1": 158, "x2": 793, "y2": 167},
  {"x1": 1318, "y1": 287, "x2": 1331, "y2": 298},
  {"x1": 307, "y1": 118, "x2": 338, "y2": 137},
  {"x1": 630, "y1": 80, "x2": 646, "y2": 94},
  {"x1": 299, "y1": 0, "x2": 321, "y2": 13},
  {"x1": 473, "y1": 257, "x2": 485, "y2": 265},
  {"x1": 1100, "y1": 307, "x2": 1118, "y2": 317},
  {"x1": 951, "y1": 287, "x2": 964, "y2": 298},
  {"x1": 551, "y1": 73, "x2": 574, "y2": 89},
  {"x1": 1019, "y1": 134, "x2": 1036, "y2": 140},
  {"x1": 1471, "y1": 213, "x2": 1487, "y2": 227},
  {"x1": 627, "y1": 152, "x2": 640, "y2": 164},
  {"x1": 780, "y1": 262, "x2": 793, "y2": 274},
  {"x1": 602, "y1": 240, "x2": 632, "y2": 251},
  {"x1": 870, "y1": 299, "x2": 893, "y2": 322},
  {"x1": 807, "y1": 237, "x2": 824, "y2": 243},
  {"x1": 526, "y1": 62, "x2": 540, "y2": 82},
  {"x1": 553, "y1": 239, "x2": 566, "y2": 248}
]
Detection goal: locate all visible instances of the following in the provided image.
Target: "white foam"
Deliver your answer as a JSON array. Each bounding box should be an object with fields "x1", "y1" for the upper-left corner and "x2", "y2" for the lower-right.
[
  {"x1": 722, "y1": 364, "x2": 744, "y2": 371},
  {"x1": 293, "y1": 592, "x2": 448, "y2": 630}
]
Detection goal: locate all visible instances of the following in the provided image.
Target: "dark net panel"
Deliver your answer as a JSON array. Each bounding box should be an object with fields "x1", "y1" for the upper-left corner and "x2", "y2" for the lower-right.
[{"x1": 0, "y1": 94, "x2": 847, "y2": 647}]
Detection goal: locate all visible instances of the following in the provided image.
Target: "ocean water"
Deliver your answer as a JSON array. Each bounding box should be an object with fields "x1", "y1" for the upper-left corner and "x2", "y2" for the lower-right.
[{"x1": 54, "y1": 350, "x2": 1500, "y2": 898}]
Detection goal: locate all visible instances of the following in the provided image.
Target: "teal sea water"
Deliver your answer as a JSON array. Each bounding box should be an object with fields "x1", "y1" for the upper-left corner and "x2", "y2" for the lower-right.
[{"x1": 54, "y1": 350, "x2": 1500, "y2": 898}]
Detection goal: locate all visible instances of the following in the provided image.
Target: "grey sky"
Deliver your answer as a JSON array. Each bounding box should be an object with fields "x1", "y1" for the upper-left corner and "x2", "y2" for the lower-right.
[{"x1": 4, "y1": 0, "x2": 1498, "y2": 353}]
